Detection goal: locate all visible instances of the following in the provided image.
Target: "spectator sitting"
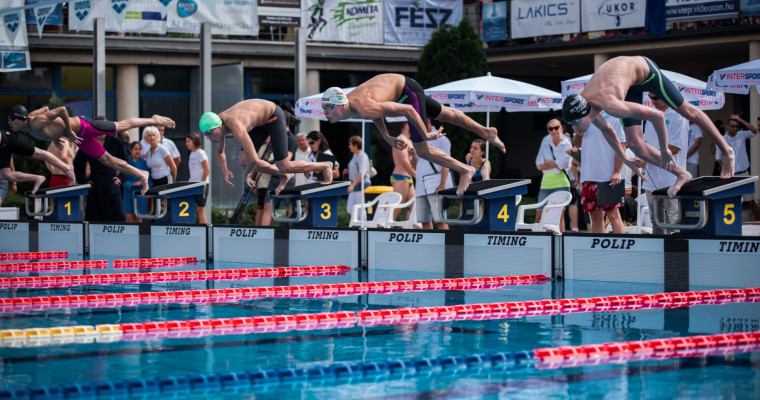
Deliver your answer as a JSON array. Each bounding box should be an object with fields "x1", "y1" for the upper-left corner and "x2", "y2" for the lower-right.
[{"x1": 465, "y1": 139, "x2": 490, "y2": 182}]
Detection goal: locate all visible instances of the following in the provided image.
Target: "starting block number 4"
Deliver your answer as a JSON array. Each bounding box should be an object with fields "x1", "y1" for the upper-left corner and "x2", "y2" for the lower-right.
[{"x1": 497, "y1": 204, "x2": 510, "y2": 223}]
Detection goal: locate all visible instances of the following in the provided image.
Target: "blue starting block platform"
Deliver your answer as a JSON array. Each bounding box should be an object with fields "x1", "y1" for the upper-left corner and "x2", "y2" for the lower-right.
[
  {"x1": 25, "y1": 184, "x2": 90, "y2": 221},
  {"x1": 135, "y1": 181, "x2": 207, "y2": 224},
  {"x1": 438, "y1": 179, "x2": 530, "y2": 231},
  {"x1": 652, "y1": 176, "x2": 758, "y2": 235},
  {"x1": 270, "y1": 181, "x2": 350, "y2": 227}
]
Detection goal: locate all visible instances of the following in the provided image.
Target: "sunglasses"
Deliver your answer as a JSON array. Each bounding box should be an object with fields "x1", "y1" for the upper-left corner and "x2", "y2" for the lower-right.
[
  {"x1": 547, "y1": 126, "x2": 561, "y2": 131},
  {"x1": 649, "y1": 95, "x2": 659, "y2": 100},
  {"x1": 308, "y1": 140, "x2": 316, "y2": 145},
  {"x1": 567, "y1": 119, "x2": 580, "y2": 126},
  {"x1": 728, "y1": 125, "x2": 739, "y2": 128}
]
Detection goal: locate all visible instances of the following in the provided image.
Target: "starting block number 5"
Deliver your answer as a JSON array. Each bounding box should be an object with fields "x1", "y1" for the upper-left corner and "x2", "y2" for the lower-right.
[
  {"x1": 497, "y1": 204, "x2": 509, "y2": 222},
  {"x1": 723, "y1": 203, "x2": 735, "y2": 225}
]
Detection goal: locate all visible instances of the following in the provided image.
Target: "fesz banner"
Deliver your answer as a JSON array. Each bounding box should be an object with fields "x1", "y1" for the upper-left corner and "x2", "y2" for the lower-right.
[
  {"x1": 384, "y1": 0, "x2": 461, "y2": 47},
  {"x1": 510, "y1": 0, "x2": 580, "y2": 39},
  {"x1": 0, "y1": 0, "x2": 30, "y2": 72},
  {"x1": 581, "y1": 0, "x2": 645, "y2": 32},
  {"x1": 302, "y1": 0, "x2": 383, "y2": 44}
]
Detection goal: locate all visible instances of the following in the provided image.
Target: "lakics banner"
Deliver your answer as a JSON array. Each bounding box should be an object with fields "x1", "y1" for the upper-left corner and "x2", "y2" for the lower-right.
[
  {"x1": 384, "y1": 0, "x2": 462, "y2": 47},
  {"x1": 302, "y1": 0, "x2": 383, "y2": 44},
  {"x1": 510, "y1": 0, "x2": 580, "y2": 39},
  {"x1": 665, "y1": 0, "x2": 739, "y2": 22},
  {"x1": 581, "y1": 0, "x2": 645, "y2": 32}
]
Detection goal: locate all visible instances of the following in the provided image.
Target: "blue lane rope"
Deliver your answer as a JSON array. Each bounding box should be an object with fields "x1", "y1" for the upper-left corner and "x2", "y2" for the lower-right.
[{"x1": 0, "y1": 351, "x2": 534, "y2": 399}]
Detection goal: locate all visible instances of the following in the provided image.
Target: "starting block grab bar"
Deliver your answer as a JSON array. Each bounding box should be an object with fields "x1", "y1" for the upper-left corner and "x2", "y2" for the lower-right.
[
  {"x1": 439, "y1": 198, "x2": 483, "y2": 226},
  {"x1": 25, "y1": 184, "x2": 91, "y2": 221},
  {"x1": 651, "y1": 199, "x2": 708, "y2": 231}
]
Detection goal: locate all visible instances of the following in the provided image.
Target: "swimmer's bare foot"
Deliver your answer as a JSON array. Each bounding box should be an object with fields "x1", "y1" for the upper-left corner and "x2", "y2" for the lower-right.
[
  {"x1": 667, "y1": 170, "x2": 692, "y2": 198},
  {"x1": 275, "y1": 173, "x2": 293, "y2": 194},
  {"x1": 320, "y1": 162, "x2": 334, "y2": 185},
  {"x1": 486, "y1": 127, "x2": 506, "y2": 154},
  {"x1": 64, "y1": 165, "x2": 76, "y2": 186},
  {"x1": 721, "y1": 148, "x2": 735, "y2": 179},
  {"x1": 31, "y1": 176, "x2": 45, "y2": 194},
  {"x1": 152, "y1": 115, "x2": 176, "y2": 129},
  {"x1": 456, "y1": 166, "x2": 476, "y2": 196},
  {"x1": 139, "y1": 171, "x2": 150, "y2": 195}
]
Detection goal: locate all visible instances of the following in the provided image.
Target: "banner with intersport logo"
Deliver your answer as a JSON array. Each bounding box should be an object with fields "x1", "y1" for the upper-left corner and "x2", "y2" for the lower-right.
[
  {"x1": 302, "y1": 0, "x2": 383, "y2": 44},
  {"x1": 384, "y1": 0, "x2": 461, "y2": 47}
]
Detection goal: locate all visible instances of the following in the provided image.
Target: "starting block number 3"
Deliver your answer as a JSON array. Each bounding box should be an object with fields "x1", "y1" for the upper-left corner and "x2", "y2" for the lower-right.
[
  {"x1": 321, "y1": 203, "x2": 331, "y2": 220},
  {"x1": 497, "y1": 204, "x2": 509, "y2": 222}
]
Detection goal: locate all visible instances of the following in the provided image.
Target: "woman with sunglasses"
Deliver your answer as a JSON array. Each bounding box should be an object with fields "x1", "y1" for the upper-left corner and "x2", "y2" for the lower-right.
[
  {"x1": 534, "y1": 118, "x2": 573, "y2": 231},
  {"x1": 305, "y1": 131, "x2": 339, "y2": 183}
]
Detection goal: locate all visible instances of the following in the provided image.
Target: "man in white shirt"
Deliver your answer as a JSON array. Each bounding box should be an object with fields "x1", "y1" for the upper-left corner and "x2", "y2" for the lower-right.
[
  {"x1": 685, "y1": 123, "x2": 702, "y2": 177},
  {"x1": 716, "y1": 114, "x2": 759, "y2": 220},
  {"x1": 642, "y1": 93, "x2": 689, "y2": 234},
  {"x1": 293, "y1": 132, "x2": 312, "y2": 186},
  {"x1": 415, "y1": 123, "x2": 454, "y2": 229},
  {"x1": 577, "y1": 112, "x2": 627, "y2": 233}
]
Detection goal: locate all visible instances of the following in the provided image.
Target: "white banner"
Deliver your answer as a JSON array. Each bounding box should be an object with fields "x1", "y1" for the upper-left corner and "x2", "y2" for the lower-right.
[
  {"x1": 33, "y1": 2, "x2": 58, "y2": 38},
  {"x1": 302, "y1": 0, "x2": 383, "y2": 44},
  {"x1": 69, "y1": 0, "x2": 94, "y2": 32},
  {"x1": 168, "y1": 0, "x2": 258, "y2": 36},
  {"x1": 69, "y1": 0, "x2": 166, "y2": 34},
  {"x1": 384, "y1": 0, "x2": 461, "y2": 47},
  {"x1": 110, "y1": 0, "x2": 131, "y2": 29},
  {"x1": 581, "y1": 0, "x2": 646, "y2": 32},
  {"x1": 0, "y1": 0, "x2": 30, "y2": 73},
  {"x1": 510, "y1": 0, "x2": 580, "y2": 39}
]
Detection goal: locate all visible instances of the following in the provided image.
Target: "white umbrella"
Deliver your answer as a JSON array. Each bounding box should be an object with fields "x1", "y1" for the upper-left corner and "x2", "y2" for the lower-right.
[
  {"x1": 424, "y1": 72, "x2": 563, "y2": 161},
  {"x1": 561, "y1": 70, "x2": 725, "y2": 110},
  {"x1": 707, "y1": 59, "x2": 760, "y2": 95}
]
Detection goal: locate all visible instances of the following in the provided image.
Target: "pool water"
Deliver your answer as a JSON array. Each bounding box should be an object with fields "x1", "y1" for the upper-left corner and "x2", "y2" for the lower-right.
[{"x1": 1, "y1": 260, "x2": 758, "y2": 399}]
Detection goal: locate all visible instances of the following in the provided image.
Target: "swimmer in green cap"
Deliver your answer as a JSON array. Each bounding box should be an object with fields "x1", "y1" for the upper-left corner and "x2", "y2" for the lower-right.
[{"x1": 200, "y1": 99, "x2": 334, "y2": 194}]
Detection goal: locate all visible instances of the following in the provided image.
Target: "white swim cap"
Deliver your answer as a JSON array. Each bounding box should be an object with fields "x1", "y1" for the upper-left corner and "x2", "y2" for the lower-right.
[{"x1": 322, "y1": 87, "x2": 348, "y2": 106}]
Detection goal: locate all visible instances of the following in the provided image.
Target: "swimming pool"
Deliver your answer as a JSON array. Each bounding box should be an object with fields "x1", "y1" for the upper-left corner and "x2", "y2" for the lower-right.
[{"x1": 1, "y1": 257, "x2": 758, "y2": 399}]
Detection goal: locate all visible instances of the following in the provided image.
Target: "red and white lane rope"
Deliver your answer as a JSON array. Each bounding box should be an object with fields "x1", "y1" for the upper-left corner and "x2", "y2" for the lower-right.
[
  {"x1": 0, "y1": 265, "x2": 351, "y2": 289},
  {"x1": 0, "y1": 260, "x2": 108, "y2": 273},
  {"x1": 0, "y1": 274, "x2": 549, "y2": 313},
  {"x1": 113, "y1": 257, "x2": 197, "y2": 269},
  {"x1": 0, "y1": 251, "x2": 68, "y2": 261},
  {"x1": 1, "y1": 286, "x2": 757, "y2": 347}
]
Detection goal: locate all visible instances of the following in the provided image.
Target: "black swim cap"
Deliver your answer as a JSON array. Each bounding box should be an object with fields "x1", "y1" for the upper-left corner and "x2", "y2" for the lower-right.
[
  {"x1": 562, "y1": 94, "x2": 590, "y2": 124},
  {"x1": 8, "y1": 105, "x2": 28, "y2": 121}
]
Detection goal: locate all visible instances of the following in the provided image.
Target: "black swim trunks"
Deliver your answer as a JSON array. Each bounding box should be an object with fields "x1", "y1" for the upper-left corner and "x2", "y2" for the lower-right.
[
  {"x1": 622, "y1": 57, "x2": 685, "y2": 127},
  {"x1": 247, "y1": 105, "x2": 289, "y2": 161},
  {"x1": 0, "y1": 130, "x2": 35, "y2": 169},
  {"x1": 398, "y1": 76, "x2": 443, "y2": 143}
]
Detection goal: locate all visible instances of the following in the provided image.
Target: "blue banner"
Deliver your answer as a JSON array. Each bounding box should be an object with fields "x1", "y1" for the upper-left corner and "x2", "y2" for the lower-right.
[
  {"x1": 24, "y1": 0, "x2": 63, "y2": 26},
  {"x1": 665, "y1": 0, "x2": 739, "y2": 22},
  {"x1": 482, "y1": 2, "x2": 507, "y2": 41},
  {"x1": 740, "y1": 0, "x2": 760, "y2": 16}
]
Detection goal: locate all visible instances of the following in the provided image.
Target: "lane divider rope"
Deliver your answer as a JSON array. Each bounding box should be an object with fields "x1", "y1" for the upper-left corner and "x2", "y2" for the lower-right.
[
  {"x1": 0, "y1": 265, "x2": 350, "y2": 289},
  {"x1": 0, "y1": 275, "x2": 548, "y2": 313},
  {"x1": 1, "y1": 286, "x2": 757, "y2": 347},
  {"x1": 0, "y1": 257, "x2": 199, "y2": 273},
  {"x1": 1, "y1": 331, "x2": 757, "y2": 399},
  {"x1": 0, "y1": 251, "x2": 68, "y2": 261}
]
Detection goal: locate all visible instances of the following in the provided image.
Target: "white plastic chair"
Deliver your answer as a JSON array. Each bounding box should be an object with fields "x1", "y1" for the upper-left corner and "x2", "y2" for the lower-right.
[
  {"x1": 349, "y1": 192, "x2": 402, "y2": 228},
  {"x1": 515, "y1": 191, "x2": 572, "y2": 233},
  {"x1": 386, "y1": 197, "x2": 423, "y2": 229}
]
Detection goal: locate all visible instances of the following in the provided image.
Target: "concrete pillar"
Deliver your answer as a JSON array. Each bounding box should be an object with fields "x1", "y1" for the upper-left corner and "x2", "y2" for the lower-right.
[
  {"x1": 116, "y1": 64, "x2": 140, "y2": 142},
  {"x1": 749, "y1": 41, "x2": 759, "y2": 201},
  {"x1": 302, "y1": 69, "x2": 321, "y2": 134},
  {"x1": 593, "y1": 53, "x2": 609, "y2": 71}
]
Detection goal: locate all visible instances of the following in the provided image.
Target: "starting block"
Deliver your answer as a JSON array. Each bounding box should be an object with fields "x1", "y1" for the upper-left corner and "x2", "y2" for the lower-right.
[
  {"x1": 652, "y1": 176, "x2": 758, "y2": 235},
  {"x1": 438, "y1": 179, "x2": 530, "y2": 231},
  {"x1": 135, "y1": 182, "x2": 207, "y2": 224},
  {"x1": 25, "y1": 184, "x2": 90, "y2": 221},
  {"x1": 270, "y1": 181, "x2": 350, "y2": 227}
]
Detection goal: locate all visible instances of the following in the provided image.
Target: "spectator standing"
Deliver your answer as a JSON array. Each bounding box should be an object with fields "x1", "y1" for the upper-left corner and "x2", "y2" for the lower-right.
[
  {"x1": 45, "y1": 136, "x2": 74, "y2": 187},
  {"x1": 686, "y1": 123, "x2": 703, "y2": 177},
  {"x1": 186, "y1": 133, "x2": 210, "y2": 224},
  {"x1": 415, "y1": 123, "x2": 454, "y2": 229},
  {"x1": 642, "y1": 93, "x2": 689, "y2": 234},
  {"x1": 577, "y1": 113, "x2": 627, "y2": 233},
  {"x1": 294, "y1": 132, "x2": 312, "y2": 186},
  {"x1": 74, "y1": 135, "x2": 128, "y2": 222},
  {"x1": 465, "y1": 139, "x2": 490, "y2": 182},
  {"x1": 535, "y1": 118, "x2": 573, "y2": 231},
  {"x1": 344, "y1": 135, "x2": 372, "y2": 222},
  {"x1": 390, "y1": 125, "x2": 416, "y2": 220},
  {"x1": 123, "y1": 141, "x2": 149, "y2": 222},
  {"x1": 143, "y1": 126, "x2": 176, "y2": 187},
  {"x1": 305, "y1": 131, "x2": 339, "y2": 183},
  {"x1": 141, "y1": 125, "x2": 181, "y2": 180},
  {"x1": 715, "y1": 114, "x2": 759, "y2": 220}
]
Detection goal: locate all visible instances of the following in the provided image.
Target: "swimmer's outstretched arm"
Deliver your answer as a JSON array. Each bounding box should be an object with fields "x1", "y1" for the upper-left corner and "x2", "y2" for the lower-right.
[
  {"x1": 31, "y1": 147, "x2": 76, "y2": 184},
  {"x1": 592, "y1": 114, "x2": 646, "y2": 182},
  {"x1": 372, "y1": 117, "x2": 406, "y2": 150}
]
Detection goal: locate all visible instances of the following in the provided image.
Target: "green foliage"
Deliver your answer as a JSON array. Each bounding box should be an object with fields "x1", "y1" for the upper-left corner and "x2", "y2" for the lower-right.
[
  {"x1": 415, "y1": 18, "x2": 495, "y2": 178},
  {"x1": 1, "y1": 192, "x2": 31, "y2": 220}
]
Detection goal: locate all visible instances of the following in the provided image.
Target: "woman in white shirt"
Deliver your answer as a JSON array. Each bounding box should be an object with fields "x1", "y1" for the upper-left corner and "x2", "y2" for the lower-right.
[
  {"x1": 143, "y1": 126, "x2": 176, "y2": 187},
  {"x1": 186, "y1": 133, "x2": 210, "y2": 224}
]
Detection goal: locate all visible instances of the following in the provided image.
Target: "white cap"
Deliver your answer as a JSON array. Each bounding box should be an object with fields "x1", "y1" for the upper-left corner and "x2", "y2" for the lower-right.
[{"x1": 322, "y1": 87, "x2": 348, "y2": 106}]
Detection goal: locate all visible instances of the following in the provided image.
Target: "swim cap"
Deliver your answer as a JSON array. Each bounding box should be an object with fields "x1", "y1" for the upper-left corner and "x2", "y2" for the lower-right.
[
  {"x1": 562, "y1": 94, "x2": 591, "y2": 124},
  {"x1": 8, "y1": 105, "x2": 28, "y2": 121},
  {"x1": 199, "y1": 112, "x2": 222, "y2": 133},
  {"x1": 322, "y1": 87, "x2": 348, "y2": 106}
]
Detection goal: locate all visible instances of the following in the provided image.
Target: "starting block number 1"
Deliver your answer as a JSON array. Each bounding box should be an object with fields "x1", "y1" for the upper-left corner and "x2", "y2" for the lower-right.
[{"x1": 64, "y1": 202, "x2": 71, "y2": 216}]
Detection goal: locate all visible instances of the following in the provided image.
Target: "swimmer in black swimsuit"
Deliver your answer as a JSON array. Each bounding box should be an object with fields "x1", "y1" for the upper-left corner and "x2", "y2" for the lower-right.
[{"x1": 0, "y1": 130, "x2": 75, "y2": 194}]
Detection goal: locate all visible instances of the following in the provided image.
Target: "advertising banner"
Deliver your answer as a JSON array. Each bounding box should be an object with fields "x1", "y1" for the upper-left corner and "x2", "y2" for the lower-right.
[
  {"x1": 580, "y1": 0, "x2": 646, "y2": 32},
  {"x1": 384, "y1": 0, "x2": 462, "y2": 47},
  {"x1": 168, "y1": 0, "x2": 259, "y2": 36},
  {"x1": 302, "y1": 0, "x2": 383, "y2": 44},
  {"x1": 510, "y1": 0, "x2": 580, "y2": 39},
  {"x1": 740, "y1": 0, "x2": 760, "y2": 16},
  {"x1": 72, "y1": 0, "x2": 167, "y2": 34},
  {"x1": 259, "y1": 0, "x2": 301, "y2": 26},
  {"x1": 25, "y1": 0, "x2": 63, "y2": 27},
  {"x1": 0, "y1": 0, "x2": 30, "y2": 72},
  {"x1": 482, "y1": 1, "x2": 507, "y2": 42},
  {"x1": 666, "y1": 0, "x2": 739, "y2": 22}
]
